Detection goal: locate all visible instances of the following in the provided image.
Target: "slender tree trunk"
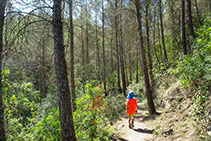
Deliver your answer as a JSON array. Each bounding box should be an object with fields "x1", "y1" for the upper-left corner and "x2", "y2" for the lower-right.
[
  {"x1": 119, "y1": 11, "x2": 126, "y2": 96},
  {"x1": 210, "y1": 2, "x2": 211, "y2": 12},
  {"x1": 168, "y1": 0, "x2": 180, "y2": 49},
  {"x1": 134, "y1": 0, "x2": 156, "y2": 115},
  {"x1": 52, "y1": 0, "x2": 76, "y2": 140},
  {"x1": 0, "y1": 0, "x2": 7, "y2": 140},
  {"x1": 81, "y1": 20, "x2": 85, "y2": 93},
  {"x1": 136, "y1": 51, "x2": 139, "y2": 83},
  {"x1": 157, "y1": 17, "x2": 163, "y2": 62},
  {"x1": 110, "y1": 34, "x2": 115, "y2": 87},
  {"x1": 159, "y1": 0, "x2": 168, "y2": 62},
  {"x1": 129, "y1": 52, "x2": 132, "y2": 81},
  {"x1": 153, "y1": 13, "x2": 160, "y2": 65},
  {"x1": 187, "y1": 0, "x2": 195, "y2": 38},
  {"x1": 69, "y1": 0, "x2": 76, "y2": 111},
  {"x1": 102, "y1": 0, "x2": 107, "y2": 95},
  {"x1": 145, "y1": 0, "x2": 153, "y2": 86},
  {"x1": 86, "y1": 0, "x2": 89, "y2": 64},
  {"x1": 95, "y1": 5, "x2": 100, "y2": 84},
  {"x1": 125, "y1": 59, "x2": 129, "y2": 87},
  {"x1": 195, "y1": 0, "x2": 203, "y2": 25},
  {"x1": 110, "y1": 36, "x2": 114, "y2": 73},
  {"x1": 181, "y1": 0, "x2": 187, "y2": 55},
  {"x1": 115, "y1": 0, "x2": 121, "y2": 92},
  {"x1": 40, "y1": 38, "x2": 46, "y2": 99}
]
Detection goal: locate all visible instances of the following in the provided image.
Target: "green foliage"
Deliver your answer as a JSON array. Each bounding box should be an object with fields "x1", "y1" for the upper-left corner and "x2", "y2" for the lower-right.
[
  {"x1": 127, "y1": 80, "x2": 145, "y2": 97},
  {"x1": 104, "y1": 94, "x2": 126, "y2": 120},
  {"x1": 168, "y1": 14, "x2": 211, "y2": 119},
  {"x1": 106, "y1": 72, "x2": 117, "y2": 89},
  {"x1": 2, "y1": 66, "x2": 40, "y2": 140},
  {"x1": 22, "y1": 107, "x2": 61, "y2": 140},
  {"x1": 74, "y1": 84, "x2": 113, "y2": 141}
]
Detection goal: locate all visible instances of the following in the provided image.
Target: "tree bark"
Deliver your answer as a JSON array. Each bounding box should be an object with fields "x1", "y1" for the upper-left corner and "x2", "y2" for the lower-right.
[
  {"x1": 168, "y1": 0, "x2": 180, "y2": 49},
  {"x1": 115, "y1": 0, "x2": 121, "y2": 92},
  {"x1": 181, "y1": 0, "x2": 187, "y2": 55},
  {"x1": 119, "y1": 9, "x2": 126, "y2": 96},
  {"x1": 157, "y1": 13, "x2": 163, "y2": 62},
  {"x1": 69, "y1": 0, "x2": 76, "y2": 111},
  {"x1": 187, "y1": 0, "x2": 195, "y2": 38},
  {"x1": 145, "y1": 0, "x2": 154, "y2": 86},
  {"x1": 136, "y1": 51, "x2": 139, "y2": 83},
  {"x1": 129, "y1": 52, "x2": 132, "y2": 81},
  {"x1": 153, "y1": 11, "x2": 160, "y2": 65},
  {"x1": 159, "y1": 0, "x2": 168, "y2": 62},
  {"x1": 86, "y1": 0, "x2": 89, "y2": 64},
  {"x1": 40, "y1": 37, "x2": 46, "y2": 99},
  {"x1": 95, "y1": 3, "x2": 101, "y2": 84},
  {"x1": 134, "y1": 0, "x2": 156, "y2": 115},
  {"x1": 110, "y1": 35, "x2": 115, "y2": 87},
  {"x1": 81, "y1": 20, "x2": 85, "y2": 93},
  {"x1": 0, "y1": 0, "x2": 7, "y2": 140},
  {"x1": 102, "y1": 0, "x2": 107, "y2": 95},
  {"x1": 195, "y1": 0, "x2": 203, "y2": 25},
  {"x1": 110, "y1": 36, "x2": 114, "y2": 73},
  {"x1": 52, "y1": 0, "x2": 76, "y2": 140}
]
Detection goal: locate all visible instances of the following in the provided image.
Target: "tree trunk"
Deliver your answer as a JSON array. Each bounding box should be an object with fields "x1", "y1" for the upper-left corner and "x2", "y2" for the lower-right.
[
  {"x1": 129, "y1": 52, "x2": 132, "y2": 81},
  {"x1": 153, "y1": 12, "x2": 160, "y2": 65},
  {"x1": 195, "y1": 0, "x2": 203, "y2": 25},
  {"x1": 110, "y1": 36, "x2": 114, "y2": 73},
  {"x1": 52, "y1": 0, "x2": 76, "y2": 140},
  {"x1": 157, "y1": 14, "x2": 163, "y2": 62},
  {"x1": 181, "y1": 0, "x2": 187, "y2": 55},
  {"x1": 69, "y1": 0, "x2": 76, "y2": 111},
  {"x1": 95, "y1": 4, "x2": 100, "y2": 84},
  {"x1": 0, "y1": 0, "x2": 7, "y2": 140},
  {"x1": 40, "y1": 38, "x2": 46, "y2": 99},
  {"x1": 81, "y1": 20, "x2": 85, "y2": 93},
  {"x1": 134, "y1": 0, "x2": 156, "y2": 115},
  {"x1": 102, "y1": 0, "x2": 107, "y2": 95},
  {"x1": 187, "y1": 0, "x2": 195, "y2": 38},
  {"x1": 159, "y1": 0, "x2": 168, "y2": 62},
  {"x1": 119, "y1": 10, "x2": 126, "y2": 96},
  {"x1": 110, "y1": 35, "x2": 115, "y2": 87},
  {"x1": 168, "y1": 0, "x2": 180, "y2": 49},
  {"x1": 115, "y1": 0, "x2": 121, "y2": 92},
  {"x1": 136, "y1": 51, "x2": 139, "y2": 83},
  {"x1": 145, "y1": 0, "x2": 154, "y2": 86},
  {"x1": 86, "y1": 0, "x2": 89, "y2": 64}
]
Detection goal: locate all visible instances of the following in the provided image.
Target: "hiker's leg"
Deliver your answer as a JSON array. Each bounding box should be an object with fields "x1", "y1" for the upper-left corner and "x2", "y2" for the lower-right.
[
  {"x1": 131, "y1": 114, "x2": 135, "y2": 127},
  {"x1": 128, "y1": 114, "x2": 132, "y2": 125}
]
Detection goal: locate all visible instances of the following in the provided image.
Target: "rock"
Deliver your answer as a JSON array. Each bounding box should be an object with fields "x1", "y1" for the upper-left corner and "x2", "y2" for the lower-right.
[
  {"x1": 207, "y1": 124, "x2": 211, "y2": 131},
  {"x1": 162, "y1": 129, "x2": 174, "y2": 137},
  {"x1": 118, "y1": 124, "x2": 124, "y2": 129}
]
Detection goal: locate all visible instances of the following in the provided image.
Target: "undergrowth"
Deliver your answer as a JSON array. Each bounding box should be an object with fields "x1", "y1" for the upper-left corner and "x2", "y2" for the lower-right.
[{"x1": 168, "y1": 13, "x2": 211, "y2": 139}]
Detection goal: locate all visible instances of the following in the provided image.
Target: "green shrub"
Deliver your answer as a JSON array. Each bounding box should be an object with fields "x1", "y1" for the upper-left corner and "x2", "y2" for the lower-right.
[
  {"x1": 74, "y1": 83, "x2": 113, "y2": 141},
  {"x1": 168, "y1": 13, "x2": 211, "y2": 118}
]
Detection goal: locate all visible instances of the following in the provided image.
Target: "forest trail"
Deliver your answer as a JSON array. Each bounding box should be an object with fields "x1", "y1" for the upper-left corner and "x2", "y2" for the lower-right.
[{"x1": 112, "y1": 100, "x2": 155, "y2": 141}]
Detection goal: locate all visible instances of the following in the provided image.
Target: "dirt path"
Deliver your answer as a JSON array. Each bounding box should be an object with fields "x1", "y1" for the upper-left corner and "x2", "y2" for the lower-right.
[{"x1": 112, "y1": 100, "x2": 154, "y2": 141}]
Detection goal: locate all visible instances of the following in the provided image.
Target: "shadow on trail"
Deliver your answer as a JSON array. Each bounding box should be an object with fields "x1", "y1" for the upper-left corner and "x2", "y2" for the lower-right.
[
  {"x1": 112, "y1": 137, "x2": 128, "y2": 141},
  {"x1": 136, "y1": 112, "x2": 161, "y2": 122},
  {"x1": 133, "y1": 128, "x2": 154, "y2": 134},
  {"x1": 118, "y1": 138, "x2": 129, "y2": 141}
]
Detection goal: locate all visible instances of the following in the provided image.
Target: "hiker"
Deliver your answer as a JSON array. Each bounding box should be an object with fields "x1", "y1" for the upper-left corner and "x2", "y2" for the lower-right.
[{"x1": 126, "y1": 90, "x2": 137, "y2": 128}]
